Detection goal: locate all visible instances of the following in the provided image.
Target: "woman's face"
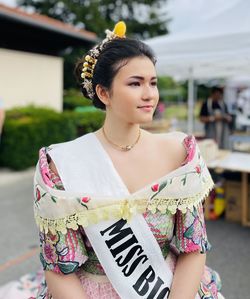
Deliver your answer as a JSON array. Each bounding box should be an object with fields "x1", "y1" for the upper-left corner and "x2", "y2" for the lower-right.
[{"x1": 105, "y1": 56, "x2": 159, "y2": 124}]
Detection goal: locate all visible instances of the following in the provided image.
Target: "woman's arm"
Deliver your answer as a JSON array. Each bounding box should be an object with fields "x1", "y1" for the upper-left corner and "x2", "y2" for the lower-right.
[
  {"x1": 45, "y1": 161, "x2": 88, "y2": 298},
  {"x1": 169, "y1": 251, "x2": 206, "y2": 299},
  {"x1": 45, "y1": 271, "x2": 88, "y2": 299}
]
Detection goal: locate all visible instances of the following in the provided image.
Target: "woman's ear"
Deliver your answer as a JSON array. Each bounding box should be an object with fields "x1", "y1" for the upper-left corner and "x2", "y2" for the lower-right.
[{"x1": 95, "y1": 84, "x2": 110, "y2": 106}]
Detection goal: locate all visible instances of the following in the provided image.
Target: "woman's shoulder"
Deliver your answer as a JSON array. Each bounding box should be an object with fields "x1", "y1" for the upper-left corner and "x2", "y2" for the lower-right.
[
  {"x1": 154, "y1": 130, "x2": 195, "y2": 146},
  {"x1": 152, "y1": 130, "x2": 190, "y2": 148},
  {"x1": 151, "y1": 131, "x2": 196, "y2": 165}
]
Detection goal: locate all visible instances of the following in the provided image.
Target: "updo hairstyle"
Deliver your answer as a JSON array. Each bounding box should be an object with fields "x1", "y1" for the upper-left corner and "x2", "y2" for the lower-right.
[{"x1": 74, "y1": 38, "x2": 156, "y2": 110}]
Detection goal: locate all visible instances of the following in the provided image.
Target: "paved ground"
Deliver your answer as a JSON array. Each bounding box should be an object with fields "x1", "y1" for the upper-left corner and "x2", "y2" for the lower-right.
[
  {"x1": 0, "y1": 168, "x2": 249, "y2": 298},
  {"x1": 206, "y1": 220, "x2": 250, "y2": 299},
  {"x1": 0, "y1": 168, "x2": 40, "y2": 285}
]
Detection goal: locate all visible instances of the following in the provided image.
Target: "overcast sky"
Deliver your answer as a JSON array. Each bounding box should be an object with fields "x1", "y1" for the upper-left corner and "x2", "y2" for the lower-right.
[
  {"x1": 167, "y1": 0, "x2": 241, "y2": 32},
  {"x1": 0, "y1": 0, "x2": 242, "y2": 33}
]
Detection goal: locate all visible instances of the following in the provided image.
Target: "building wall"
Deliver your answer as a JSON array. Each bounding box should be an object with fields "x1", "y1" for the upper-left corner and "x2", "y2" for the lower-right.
[{"x1": 0, "y1": 48, "x2": 63, "y2": 111}]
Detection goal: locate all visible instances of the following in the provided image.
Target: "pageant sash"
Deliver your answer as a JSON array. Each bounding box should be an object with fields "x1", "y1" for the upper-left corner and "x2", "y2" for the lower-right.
[{"x1": 85, "y1": 215, "x2": 173, "y2": 299}]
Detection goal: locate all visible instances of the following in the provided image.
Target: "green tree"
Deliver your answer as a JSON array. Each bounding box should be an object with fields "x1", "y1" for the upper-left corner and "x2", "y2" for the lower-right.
[
  {"x1": 158, "y1": 77, "x2": 186, "y2": 102},
  {"x1": 18, "y1": 0, "x2": 169, "y2": 89},
  {"x1": 18, "y1": 0, "x2": 169, "y2": 38}
]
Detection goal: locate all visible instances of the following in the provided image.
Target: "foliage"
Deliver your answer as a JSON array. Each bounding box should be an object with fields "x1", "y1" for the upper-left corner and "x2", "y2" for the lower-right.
[
  {"x1": 158, "y1": 76, "x2": 186, "y2": 102},
  {"x1": 64, "y1": 110, "x2": 105, "y2": 136},
  {"x1": 63, "y1": 89, "x2": 93, "y2": 110},
  {"x1": 164, "y1": 102, "x2": 201, "y2": 120},
  {"x1": 6, "y1": 106, "x2": 61, "y2": 119},
  {"x1": 63, "y1": 47, "x2": 88, "y2": 90},
  {"x1": 18, "y1": 0, "x2": 170, "y2": 89},
  {"x1": 18, "y1": 0, "x2": 169, "y2": 39},
  {"x1": 197, "y1": 84, "x2": 210, "y2": 101},
  {"x1": 0, "y1": 107, "x2": 75, "y2": 170},
  {"x1": 0, "y1": 106, "x2": 105, "y2": 170}
]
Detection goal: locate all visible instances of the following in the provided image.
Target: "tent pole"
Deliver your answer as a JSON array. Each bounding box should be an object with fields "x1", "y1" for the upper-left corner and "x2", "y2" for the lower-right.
[{"x1": 187, "y1": 67, "x2": 194, "y2": 134}]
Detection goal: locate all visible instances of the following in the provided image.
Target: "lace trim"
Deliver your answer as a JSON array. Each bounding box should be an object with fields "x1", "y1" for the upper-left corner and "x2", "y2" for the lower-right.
[
  {"x1": 147, "y1": 177, "x2": 214, "y2": 214},
  {"x1": 34, "y1": 178, "x2": 214, "y2": 234}
]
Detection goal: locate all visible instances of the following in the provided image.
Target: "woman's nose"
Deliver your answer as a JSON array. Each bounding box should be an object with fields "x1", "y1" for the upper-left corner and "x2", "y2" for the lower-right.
[{"x1": 142, "y1": 85, "x2": 158, "y2": 101}]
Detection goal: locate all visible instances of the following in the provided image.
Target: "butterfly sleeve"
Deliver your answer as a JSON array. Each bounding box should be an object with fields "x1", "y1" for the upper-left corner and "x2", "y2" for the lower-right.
[
  {"x1": 173, "y1": 202, "x2": 212, "y2": 254},
  {"x1": 36, "y1": 147, "x2": 89, "y2": 275}
]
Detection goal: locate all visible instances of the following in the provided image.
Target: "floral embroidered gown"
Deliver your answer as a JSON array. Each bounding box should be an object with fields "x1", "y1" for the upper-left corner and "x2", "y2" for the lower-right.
[{"x1": 33, "y1": 133, "x2": 223, "y2": 299}]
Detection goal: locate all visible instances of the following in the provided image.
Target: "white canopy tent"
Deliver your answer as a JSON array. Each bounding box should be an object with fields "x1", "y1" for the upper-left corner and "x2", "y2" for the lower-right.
[{"x1": 146, "y1": 0, "x2": 250, "y2": 133}]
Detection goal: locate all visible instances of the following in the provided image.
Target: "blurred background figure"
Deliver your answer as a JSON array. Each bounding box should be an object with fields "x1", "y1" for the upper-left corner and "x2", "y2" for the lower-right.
[
  {"x1": 0, "y1": 98, "x2": 5, "y2": 144},
  {"x1": 199, "y1": 87, "x2": 232, "y2": 149},
  {"x1": 235, "y1": 87, "x2": 250, "y2": 131},
  {"x1": 237, "y1": 87, "x2": 250, "y2": 115},
  {"x1": 154, "y1": 101, "x2": 166, "y2": 119}
]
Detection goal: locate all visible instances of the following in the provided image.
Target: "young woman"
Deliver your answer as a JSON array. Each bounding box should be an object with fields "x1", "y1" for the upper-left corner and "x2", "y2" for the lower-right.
[{"x1": 34, "y1": 22, "x2": 224, "y2": 299}]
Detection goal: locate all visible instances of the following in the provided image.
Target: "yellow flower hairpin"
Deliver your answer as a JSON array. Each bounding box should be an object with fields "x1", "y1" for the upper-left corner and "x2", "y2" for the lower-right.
[{"x1": 113, "y1": 21, "x2": 126, "y2": 38}]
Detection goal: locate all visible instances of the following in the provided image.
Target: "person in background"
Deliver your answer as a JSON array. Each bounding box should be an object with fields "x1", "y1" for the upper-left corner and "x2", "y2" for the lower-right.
[
  {"x1": 237, "y1": 87, "x2": 250, "y2": 117},
  {"x1": 200, "y1": 87, "x2": 232, "y2": 149},
  {"x1": 0, "y1": 98, "x2": 5, "y2": 144},
  {"x1": 154, "y1": 101, "x2": 166, "y2": 119},
  {"x1": 235, "y1": 87, "x2": 250, "y2": 131}
]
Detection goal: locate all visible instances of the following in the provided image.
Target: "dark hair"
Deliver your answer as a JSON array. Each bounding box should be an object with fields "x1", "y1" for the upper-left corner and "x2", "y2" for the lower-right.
[
  {"x1": 211, "y1": 86, "x2": 223, "y2": 95},
  {"x1": 74, "y1": 38, "x2": 156, "y2": 110}
]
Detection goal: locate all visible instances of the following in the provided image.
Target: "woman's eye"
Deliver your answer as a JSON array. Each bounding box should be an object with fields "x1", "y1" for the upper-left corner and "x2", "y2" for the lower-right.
[
  {"x1": 151, "y1": 81, "x2": 157, "y2": 86},
  {"x1": 129, "y1": 82, "x2": 140, "y2": 86}
]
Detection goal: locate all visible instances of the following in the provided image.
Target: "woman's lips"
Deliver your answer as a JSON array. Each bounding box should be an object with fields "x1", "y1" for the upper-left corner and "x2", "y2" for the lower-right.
[{"x1": 137, "y1": 105, "x2": 154, "y2": 112}]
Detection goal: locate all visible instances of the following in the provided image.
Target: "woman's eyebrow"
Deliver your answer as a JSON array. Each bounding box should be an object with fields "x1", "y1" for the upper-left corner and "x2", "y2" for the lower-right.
[{"x1": 128, "y1": 76, "x2": 157, "y2": 80}]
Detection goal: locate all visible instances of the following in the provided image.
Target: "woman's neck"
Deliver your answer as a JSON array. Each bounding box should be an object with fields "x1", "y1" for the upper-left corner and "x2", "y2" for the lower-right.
[{"x1": 102, "y1": 120, "x2": 141, "y2": 146}]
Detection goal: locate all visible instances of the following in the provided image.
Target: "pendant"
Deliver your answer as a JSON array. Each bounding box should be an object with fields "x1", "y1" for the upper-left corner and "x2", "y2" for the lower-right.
[{"x1": 122, "y1": 145, "x2": 132, "y2": 151}]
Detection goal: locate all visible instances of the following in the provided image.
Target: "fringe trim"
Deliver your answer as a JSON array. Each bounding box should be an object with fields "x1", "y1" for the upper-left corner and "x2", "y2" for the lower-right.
[
  {"x1": 147, "y1": 177, "x2": 214, "y2": 214},
  {"x1": 34, "y1": 178, "x2": 214, "y2": 234}
]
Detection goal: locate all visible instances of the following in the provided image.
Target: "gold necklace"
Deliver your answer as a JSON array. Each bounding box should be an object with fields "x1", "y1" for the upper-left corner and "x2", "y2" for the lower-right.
[{"x1": 102, "y1": 126, "x2": 141, "y2": 151}]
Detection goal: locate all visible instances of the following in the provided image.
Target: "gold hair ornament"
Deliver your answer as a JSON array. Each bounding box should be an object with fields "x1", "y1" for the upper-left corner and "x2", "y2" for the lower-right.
[{"x1": 81, "y1": 21, "x2": 126, "y2": 100}]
